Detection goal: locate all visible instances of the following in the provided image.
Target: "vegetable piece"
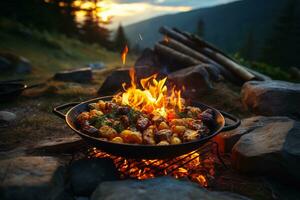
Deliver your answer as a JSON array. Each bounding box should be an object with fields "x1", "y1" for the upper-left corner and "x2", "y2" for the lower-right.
[
  {"x1": 111, "y1": 137, "x2": 124, "y2": 143},
  {"x1": 183, "y1": 129, "x2": 200, "y2": 142},
  {"x1": 77, "y1": 112, "x2": 90, "y2": 125},
  {"x1": 170, "y1": 136, "x2": 182, "y2": 144},
  {"x1": 120, "y1": 130, "x2": 143, "y2": 144},
  {"x1": 97, "y1": 100, "x2": 106, "y2": 111},
  {"x1": 171, "y1": 125, "x2": 186, "y2": 136},
  {"x1": 157, "y1": 140, "x2": 170, "y2": 145},
  {"x1": 158, "y1": 121, "x2": 169, "y2": 130},
  {"x1": 90, "y1": 109, "x2": 103, "y2": 118},
  {"x1": 99, "y1": 125, "x2": 117, "y2": 139}
]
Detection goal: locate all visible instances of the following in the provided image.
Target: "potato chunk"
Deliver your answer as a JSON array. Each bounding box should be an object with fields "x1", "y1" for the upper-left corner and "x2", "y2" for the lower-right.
[
  {"x1": 111, "y1": 136, "x2": 124, "y2": 143},
  {"x1": 77, "y1": 112, "x2": 90, "y2": 124},
  {"x1": 99, "y1": 125, "x2": 117, "y2": 139},
  {"x1": 157, "y1": 140, "x2": 170, "y2": 145},
  {"x1": 158, "y1": 121, "x2": 169, "y2": 130},
  {"x1": 171, "y1": 125, "x2": 186, "y2": 136},
  {"x1": 170, "y1": 136, "x2": 182, "y2": 144},
  {"x1": 120, "y1": 130, "x2": 143, "y2": 144},
  {"x1": 89, "y1": 109, "x2": 103, "y2": 118}
]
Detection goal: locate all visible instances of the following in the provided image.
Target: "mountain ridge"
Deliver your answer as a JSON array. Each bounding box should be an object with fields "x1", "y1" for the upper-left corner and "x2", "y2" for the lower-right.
[{"x1": 124, "y1": 0, "x2": 288, "y2": 56}]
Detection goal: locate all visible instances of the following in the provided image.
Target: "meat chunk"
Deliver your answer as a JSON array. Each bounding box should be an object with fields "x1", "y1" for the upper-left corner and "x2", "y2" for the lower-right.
[
  {"x1": 143, "y1": 126, "x2": 156, "y2": 145},
  {"x1": 154, "y1": 129, "x2": 172, "y2": 143},
  {"x1": 136, "y1": 115, "x2": 150, "y2": 131}
]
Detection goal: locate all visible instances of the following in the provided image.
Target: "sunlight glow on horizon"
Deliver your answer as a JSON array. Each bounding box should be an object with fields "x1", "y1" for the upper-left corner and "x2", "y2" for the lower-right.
[{"x1": 74, "y1": 0, "x2": 192, "y2": 29}]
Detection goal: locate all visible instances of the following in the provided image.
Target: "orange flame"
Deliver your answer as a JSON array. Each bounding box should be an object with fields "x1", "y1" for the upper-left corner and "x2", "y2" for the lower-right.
[
  {"x1": 121, "y1": 45, "x2": 129, "y2": 65},
  {"x1": 113, "y1": 68, "x2": 184, "y2": 118}
]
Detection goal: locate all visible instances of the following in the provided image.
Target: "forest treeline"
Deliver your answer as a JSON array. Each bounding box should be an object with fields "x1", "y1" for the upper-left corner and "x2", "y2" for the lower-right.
[{"x1": 0, "y1": 0, "x2": 128, "y2": 52}]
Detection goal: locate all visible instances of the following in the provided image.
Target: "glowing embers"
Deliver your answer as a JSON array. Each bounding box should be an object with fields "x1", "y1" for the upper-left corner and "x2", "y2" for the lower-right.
[{"x1": 89, "y1": 142, "x2": 221, "y2": 187}]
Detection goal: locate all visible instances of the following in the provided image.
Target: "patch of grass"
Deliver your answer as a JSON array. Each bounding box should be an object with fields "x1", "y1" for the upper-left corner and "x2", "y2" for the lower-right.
[
  {"x1": 233, "y1": 53, "x2": 298, "y2": 82},
  {"x1": 0, "y1": 18, "x2": 135, "y2": 82}
]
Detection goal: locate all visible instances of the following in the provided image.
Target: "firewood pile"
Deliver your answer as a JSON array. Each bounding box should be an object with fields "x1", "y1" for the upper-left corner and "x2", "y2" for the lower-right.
[{"x1": 136, "y1": 26, "x2": 270, "y2": 86}]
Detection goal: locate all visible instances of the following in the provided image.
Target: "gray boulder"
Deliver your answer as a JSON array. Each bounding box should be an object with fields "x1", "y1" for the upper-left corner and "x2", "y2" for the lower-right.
[
  {"x1": 53, "y1": 68, "x2": 92, "y2": 83},
  {"x1": 0, "y1": 156, "x2": 63, "y2": 200},
  {"x1": 98, "y1": 66, "x2": 162, "y2": 96},
  {"x1": 231, "y1": 116, "x2": 300, "y2": 181},
  {"x1": 241, "y1": 80, "x2": 300, "y2": 119},
  {"x1": 168, "y1": 65, "x2": 213, "y2": 94},
  {"x1": 70, "y1": 158, "x2": 119, "y2": 196},
  {"x1": 0, "y1": 111, "x2": 17, "y2": 128},
  {"x1": 91, "y1": 177, "x2": 250, "y2": 200}
]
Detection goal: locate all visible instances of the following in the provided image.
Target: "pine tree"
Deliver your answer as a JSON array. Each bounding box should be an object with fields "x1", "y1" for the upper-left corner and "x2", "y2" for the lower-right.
[
  {"x1": 240, "y1": 31, "x2": 256, "y2": 61},
  {"x1": 196, "y1": 19, "x2": 205, "y2": 37},
  {"x1": 113, "y1": 24, "x2": 129, "y2": 52},
  {"x1": 79, "y1": 1, "x2": 111, "y2": 48},
  {"x1": 261, "y1": 0, "x2": 300, "y2": 68}
]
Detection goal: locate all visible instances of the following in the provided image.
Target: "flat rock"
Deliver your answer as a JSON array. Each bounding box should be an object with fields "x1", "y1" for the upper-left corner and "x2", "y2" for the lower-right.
[
  {"x1": 214, "y1": 116, "x2": 290, "y2": 153},
  {"x1": 0, "y1": 111, "x2": 17, "y2": 128},
  {"x1": 91, "y1": 177, "x2": 250, "y2": 200},
  {"x1": 168, "y1": 64, "x2": 213, "y2": 95},
  {"x1": 53, "y1": 67, "x2": 92, "y2": 83},
  {"x1": 27, "y1": 135, "x2": 85, "y2": 154},
  {"x1": 231, "y1": 116, "x2": 300, "y2": 182},
  {"x1": 97, "y1": 66, "x2": 162, "y2": 96},
  {"x1": 241, "y1": 80, "x2": 300, "y2": 119},
  {"x1": 0, "y1": 111, "x2": 16, "y2": 122},
  {"x1": 0, "y1": 156, "x2": 63, "y2": 200},
  {"x1": 70, "y1": 158, "x2": 120, "y2": 196}
]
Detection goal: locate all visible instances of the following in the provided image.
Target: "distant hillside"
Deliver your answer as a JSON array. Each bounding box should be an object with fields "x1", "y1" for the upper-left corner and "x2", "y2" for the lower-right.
[{"x1": 124, "y1": 0, "x2": 289, "y2": 56}]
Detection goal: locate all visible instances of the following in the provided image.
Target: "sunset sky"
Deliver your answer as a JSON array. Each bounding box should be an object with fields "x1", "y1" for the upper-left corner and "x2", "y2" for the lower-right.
[{"x1": 75, "y1": 0, "x2": 240, "y2": 29}]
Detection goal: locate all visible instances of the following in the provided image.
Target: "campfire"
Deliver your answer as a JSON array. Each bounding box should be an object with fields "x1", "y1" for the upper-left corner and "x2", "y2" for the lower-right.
[{"x1": 84, "y1": 141, "x2": 224, "y2": 188}]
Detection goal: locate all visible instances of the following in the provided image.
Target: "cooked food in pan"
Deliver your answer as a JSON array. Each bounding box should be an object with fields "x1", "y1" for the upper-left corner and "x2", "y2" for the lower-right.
[
  {"x1": 76, "y1": 69, "x2": 215, "y2": 145},
  {"x1": 76, "y1": 99, "x2": 214, "y2": 145}
]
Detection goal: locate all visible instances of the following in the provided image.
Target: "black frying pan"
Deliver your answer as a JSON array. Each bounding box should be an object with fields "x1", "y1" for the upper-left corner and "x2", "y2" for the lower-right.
[{"x1": 53, "y1": 96, "x2": 240, "y2": 159}]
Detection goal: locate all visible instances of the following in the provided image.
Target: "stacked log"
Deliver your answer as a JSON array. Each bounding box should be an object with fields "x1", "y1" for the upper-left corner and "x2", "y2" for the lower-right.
[{"x1": 154, "y1": 26, "x2": 269, "y2": 85}]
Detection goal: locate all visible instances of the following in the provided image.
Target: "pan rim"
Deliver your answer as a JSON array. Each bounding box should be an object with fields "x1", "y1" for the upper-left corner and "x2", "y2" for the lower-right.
[{"x1": 64, "y1": 96, "x2": 225, "y2": 148}]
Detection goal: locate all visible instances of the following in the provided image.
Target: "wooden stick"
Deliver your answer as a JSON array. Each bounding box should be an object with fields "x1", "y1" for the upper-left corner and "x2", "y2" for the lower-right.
[
  {"x1": 160, "y1": 38, "x2": 210, "y2": 63},
  {"x1": 154, "y1": 43, "x2": 200, "y2": 67},
  {"x1": 173, "y1": 28, "x2": 233, "y2": 60},
  {"x1": 202, "y1": 48, "x2": 255, "y2": 81},
  {"x1": 159, "y1": 26, "x2": 243, "y2": 84}
]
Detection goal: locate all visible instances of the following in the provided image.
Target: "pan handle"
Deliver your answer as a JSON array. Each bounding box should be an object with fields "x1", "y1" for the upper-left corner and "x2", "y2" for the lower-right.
[
  {"x1": 53, "y1": 102, "x2": 80, "y2": 119},
  {"x1": 220, "y1": 110, "x2": 241, "y2": 132}
]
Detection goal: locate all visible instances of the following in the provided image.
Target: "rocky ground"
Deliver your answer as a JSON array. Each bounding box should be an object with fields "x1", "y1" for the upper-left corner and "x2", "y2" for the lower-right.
[{"x1": 1, "y1": 50, "x2": 300, "y2": 199}]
